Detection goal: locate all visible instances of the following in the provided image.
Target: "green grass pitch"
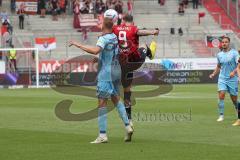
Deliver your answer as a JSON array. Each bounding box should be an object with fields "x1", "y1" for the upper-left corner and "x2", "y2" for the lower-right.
[{"x1": 0, "y1": 84, "x2": 239, "y2": 160}]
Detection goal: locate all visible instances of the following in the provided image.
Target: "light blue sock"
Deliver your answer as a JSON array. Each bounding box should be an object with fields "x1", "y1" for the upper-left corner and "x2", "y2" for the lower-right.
[
  {"x1": 218, "y1": 99, "x2": 224, "y2": 116},
  {"x1": 116, "y1": 102, "x2": 129, "y2": 126},
  {"x1": 98, "y1": 107, "x2": 107, "y2": 134}
]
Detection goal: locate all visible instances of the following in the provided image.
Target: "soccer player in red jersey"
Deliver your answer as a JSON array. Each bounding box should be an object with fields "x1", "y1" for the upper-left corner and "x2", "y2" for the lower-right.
[{"x1": 113, "y1": 14, "x2": 159, "y2": 129}]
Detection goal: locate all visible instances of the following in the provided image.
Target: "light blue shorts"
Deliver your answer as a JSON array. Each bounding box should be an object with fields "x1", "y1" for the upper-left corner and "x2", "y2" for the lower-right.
[
  {"x1": 96, "y1": 80, "x2": 120, "y2": 99},
  {"x1": 218, "y1": 79, "x2": 238, "y2": 96}
]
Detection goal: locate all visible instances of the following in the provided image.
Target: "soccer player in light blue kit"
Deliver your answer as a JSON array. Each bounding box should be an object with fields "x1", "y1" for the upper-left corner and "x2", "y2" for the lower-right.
[
  {"x1": 209, "y1": 36, "x2": 240, "y2": 125},
  {"x1": 69, "y1": 18, "x2": 133, "y2": 143}
]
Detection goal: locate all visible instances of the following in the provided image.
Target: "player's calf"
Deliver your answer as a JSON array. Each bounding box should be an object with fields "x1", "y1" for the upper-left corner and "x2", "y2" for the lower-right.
[{"x1": 217, "y1": 99, "x2": 224, "y2": 122}]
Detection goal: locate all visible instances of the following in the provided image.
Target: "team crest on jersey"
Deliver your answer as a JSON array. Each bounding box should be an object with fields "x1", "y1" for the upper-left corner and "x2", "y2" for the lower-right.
[
  {"x1": 226, "y1": 55, "x2": 234, "y2": 62},
  {"x1": 97, "y1": 39, "x2": 102, "y2": 44}
]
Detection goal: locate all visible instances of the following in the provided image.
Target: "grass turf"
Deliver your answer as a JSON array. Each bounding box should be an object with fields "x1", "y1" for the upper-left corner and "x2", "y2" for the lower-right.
[{"x1": 0, "y1": 84, "x2": 239, "y2": 160}]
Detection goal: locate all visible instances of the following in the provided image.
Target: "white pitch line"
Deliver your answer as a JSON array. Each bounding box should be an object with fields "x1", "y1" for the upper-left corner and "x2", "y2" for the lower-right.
[{"x1": 137, "y1": 92, "x2": 216, "y2": 99}]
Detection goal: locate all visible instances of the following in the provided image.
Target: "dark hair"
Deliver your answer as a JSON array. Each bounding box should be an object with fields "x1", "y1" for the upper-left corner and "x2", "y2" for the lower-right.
[
  {"x1": 123, "y1": 14, "x2": 133, "y2": 23},
  {"x1": 103, "y1": 17, "x2": 113, "y2": 30},
  {"x1": 222, "y1": 36, "x2": 230, "y2": 42}
]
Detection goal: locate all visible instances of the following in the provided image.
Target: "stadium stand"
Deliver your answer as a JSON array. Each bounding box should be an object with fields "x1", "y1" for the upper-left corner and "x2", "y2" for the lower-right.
[{"x1": 1, "y1": 0, "x2": 240, "y2": 60}]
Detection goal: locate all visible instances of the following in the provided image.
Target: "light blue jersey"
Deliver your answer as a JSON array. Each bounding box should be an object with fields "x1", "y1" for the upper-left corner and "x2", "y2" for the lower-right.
[
  {"x1": 96, "y1": 33, "x2": 121, "y2": 98},
  {"x1": 217, "y1": 49, "x2": 239, "y2": 81},
  {"x1": 96, "y1": 33, "x2": 121, "y2": 82},
  {"x1": 217, "y1": 49, "x2": 239, "y2": 95}
]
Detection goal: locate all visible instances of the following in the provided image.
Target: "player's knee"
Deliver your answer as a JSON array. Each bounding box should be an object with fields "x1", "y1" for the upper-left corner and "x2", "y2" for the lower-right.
[
  {"x1": 231, "y1": 95, "x2": 238, "y2": 103},
  {"x1": 138, "y1": 47, "x2": 148, "y2": 59},
  {"x1": 111, "y1": 96, "x2": 120, "y2": 106},
  {"x1": 124, "y1": 91, "x2": 131, "y2": 100},
  {"x1": 98, "y1": 99, "x2": 107, "y2": 107},
  {"x1": 124, "y1": 86, "x2": 131, "y2": 92},
  {"x1": 219, "y1": 96, "x2": 225, "y2": 100},
  {"x1": 218, "y1": 92, "x2": 225, "y2": 99},
  {"x1": 122, "y1": 80, "x2": 132, "y2": 89}
]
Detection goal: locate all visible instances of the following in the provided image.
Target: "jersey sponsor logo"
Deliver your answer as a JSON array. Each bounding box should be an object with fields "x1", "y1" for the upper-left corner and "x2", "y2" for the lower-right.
[
  {"x1": 105, "y1": 42, "x2": 117, "y2": 51},
  {"x1": 119, "y1": 48, "x2": 130, "y2": 53},
  {"x1": 97, "y1": 39, "x2": 104, "y2": 46}
]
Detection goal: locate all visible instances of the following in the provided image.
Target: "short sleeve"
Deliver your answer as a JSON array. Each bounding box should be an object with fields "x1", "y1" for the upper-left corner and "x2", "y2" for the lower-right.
[{"x1": 96, "y1": 36, "x2": 106, "y2": 49}]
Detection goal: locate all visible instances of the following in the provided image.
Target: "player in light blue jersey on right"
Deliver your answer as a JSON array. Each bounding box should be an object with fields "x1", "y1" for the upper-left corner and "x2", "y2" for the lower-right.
[
  {"x1": 209, "y1": 36, "x2": 240, "y2": 125},
  {"x1": 69, "y1": 18, "x2": 133, "y2": 143}
]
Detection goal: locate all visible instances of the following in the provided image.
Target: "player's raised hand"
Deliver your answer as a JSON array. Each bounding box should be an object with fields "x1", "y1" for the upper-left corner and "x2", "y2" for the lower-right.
[
  {"x1": 154, "y1": 29, "x2": 159, "y2": 36},
  {"x1": 209, "y1": 73, "x2": 215, "y2": 79},
  {"x1": 69, "y1": 40, "x2": 78, "y2": 47}
]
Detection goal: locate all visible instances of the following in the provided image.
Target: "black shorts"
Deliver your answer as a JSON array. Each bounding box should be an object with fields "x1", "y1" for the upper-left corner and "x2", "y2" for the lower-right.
[{"x1": 120, "y1": 47, "x2": 147, "y2": 88}]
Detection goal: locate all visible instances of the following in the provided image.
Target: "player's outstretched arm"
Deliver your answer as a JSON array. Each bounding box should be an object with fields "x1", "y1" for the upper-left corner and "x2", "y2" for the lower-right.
[
  {"x1": 137, "y1": 29, "x2": 159, "y2": 36},
  {"x1": 69, "y1": 40, "x2": 101, "y2": 55},
  {"x1": 209, "y1": 64, "x2": 221, "y2": 79}
]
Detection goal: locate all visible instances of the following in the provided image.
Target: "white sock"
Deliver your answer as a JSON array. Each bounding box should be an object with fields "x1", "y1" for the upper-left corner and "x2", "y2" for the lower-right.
[{"x1": 99, "y1": 133, "x2": 107, "y2": 137}]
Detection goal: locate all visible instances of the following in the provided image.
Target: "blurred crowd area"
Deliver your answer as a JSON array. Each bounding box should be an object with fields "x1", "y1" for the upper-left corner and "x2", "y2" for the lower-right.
[{"x1": 37, "y1": 0, "x2": 130, "y2": 16}]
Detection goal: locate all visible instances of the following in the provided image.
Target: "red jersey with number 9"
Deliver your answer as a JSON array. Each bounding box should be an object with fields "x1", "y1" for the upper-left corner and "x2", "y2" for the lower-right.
[{"x1": 113, "y1": 24, "x2": 140, "y2": 60}]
